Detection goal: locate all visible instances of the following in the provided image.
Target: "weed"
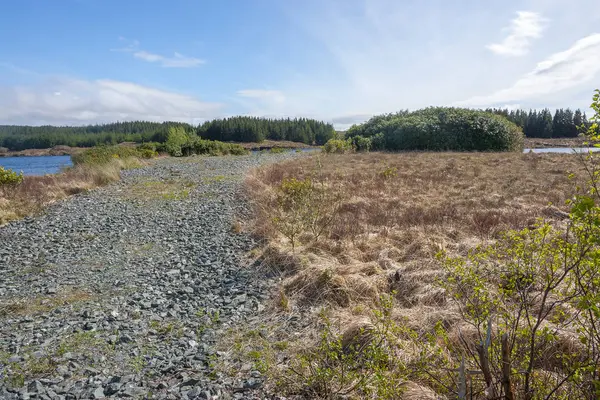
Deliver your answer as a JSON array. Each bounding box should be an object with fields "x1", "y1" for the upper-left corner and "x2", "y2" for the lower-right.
[{"x1": 378, "y1": 165, "x2": 398, "y2": 179}]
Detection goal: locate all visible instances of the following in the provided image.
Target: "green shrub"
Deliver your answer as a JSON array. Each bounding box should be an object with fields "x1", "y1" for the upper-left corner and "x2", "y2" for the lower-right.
[
  {"x1": 323, "y1": 139, "x2": 353, "y2": 154},
  {"x1": 269, "y1": 147, "x2": 287, "y2": 154},
  {"x1": 350, "y1": 136, "x2": 372, "y2": 152},
  {"x1": 165, "y1": 127, "x2": 190, "y2": 157},
  {"x1": 284, "y1": 296, "x2": 411, "y2": 399},
  {"x1": 0, "y1": 166, "x2": 23, "y2": 186},
  {"x1": 347, "y1": 107, "x2": 524, "y2": 152},
  {"x1": 371, "y1": 133, "x2": 386, "y2": 151}
]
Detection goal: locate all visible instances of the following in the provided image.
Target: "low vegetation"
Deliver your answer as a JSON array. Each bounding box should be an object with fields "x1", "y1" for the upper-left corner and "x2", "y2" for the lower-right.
[
  {"x1": 71, "y1": 144, "x2": 157, "y2": 165},
  {"x1": 346, "y1": 107, "x2": 524, "y2": 152},
  {"x1": 162, "y1": 127, "x2": 248, "y2": 157},
  {"x1": 245, "y1": 151, "x2": 600, "y2": 398},
  {"x1": 0, "y1": 166, "x2": 23, "y2": 186},
  {"x1": 239, "y1": 91, "x2": 600, "y2": 399}
]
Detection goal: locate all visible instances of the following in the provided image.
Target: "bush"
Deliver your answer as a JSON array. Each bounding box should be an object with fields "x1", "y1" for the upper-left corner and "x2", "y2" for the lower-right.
[
  {"x1": 347, "y1": 107, "x2": 524, "y2": 152},
  {"x1": 323, "y1": 139, "x2": 353, "y2": 154},
  {"x1": 165, "y1": 127, "x2": 190, "y2": 157},
  {"x1": 0, "y1": 166, "x2": 23, "y2": 186},
  {"x1": 350, "y1": 136, "x2": 372, "y2": 152}
]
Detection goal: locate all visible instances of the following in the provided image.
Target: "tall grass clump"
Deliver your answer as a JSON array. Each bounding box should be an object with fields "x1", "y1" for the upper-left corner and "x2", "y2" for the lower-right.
[
  {"x1": 347, "y1": 107, "x2": 524, "y2": 152},
  {"x1": 71, "y1": 144, "x2": 155, "y2": 165}
]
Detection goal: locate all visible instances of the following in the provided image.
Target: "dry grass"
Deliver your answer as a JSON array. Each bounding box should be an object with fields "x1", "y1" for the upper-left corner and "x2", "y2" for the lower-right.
[
  {"x1": 244, "y1": 151, "x2": 587, "y2": 396},
  {"x1": 0, "y1": 288, "x2": 93, "y2": 317},
  {"x1": 0, "y1": 158, "x2": 141, "y2": 225},
  {"x1": 124, "y1": 179, "x2": 194, "y2": 201},
  {"x1": 248, "y1": 152, "x2": 582, "y2": 308}
]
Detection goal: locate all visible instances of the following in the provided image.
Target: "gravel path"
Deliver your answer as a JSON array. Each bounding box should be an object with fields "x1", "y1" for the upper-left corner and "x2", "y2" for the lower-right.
[{"x1": 0, "y1": 154, "x2": 299, "y2": 400}]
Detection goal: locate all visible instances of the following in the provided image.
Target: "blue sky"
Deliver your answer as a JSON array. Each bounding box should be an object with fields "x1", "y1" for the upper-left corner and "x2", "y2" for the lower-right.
[{"x1": 1, "y1": 0, "x2": 599, "y2": 129}]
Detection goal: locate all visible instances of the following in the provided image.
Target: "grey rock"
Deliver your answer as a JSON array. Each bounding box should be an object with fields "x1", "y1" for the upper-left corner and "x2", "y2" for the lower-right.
[
  {"x1": 92, "y1": 386, "x2": 105, "y2": 399},
  {"x1": 28, "y1": 380, "x2": 45, "y2": 393},
  {"x1": 0, "y1": 153, "x2": 304, "y2": 398}
]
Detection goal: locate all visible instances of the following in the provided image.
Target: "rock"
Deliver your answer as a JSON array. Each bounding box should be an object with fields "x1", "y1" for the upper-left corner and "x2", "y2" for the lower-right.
[
  {"x1": 92, "y1": 386, "x2": 106, "y2": 399},
  {"x1": 118, "y1": 334, "x2": 133, "y2": 344},
  {"x1": 104, "y1": 382, "x2": 121, "y2": 396},
  {"x1": 243, "y1": 378, "x2": 262, "y2": 389},
  {"x1": 28, "y1": 380, "x2": 45, "y2": 394},
  {"x1": 0, "y1": 154, "x2": 301, "y2": 398}
]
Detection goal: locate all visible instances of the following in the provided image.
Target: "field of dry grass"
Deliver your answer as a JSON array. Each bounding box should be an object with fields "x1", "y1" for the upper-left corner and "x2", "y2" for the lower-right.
[
  {"x1": 0, "y1": 158, "x2": 141, "y2": 225},
  {"x1": 244, "y1": 151, "x2": 590, "y2": 397}
]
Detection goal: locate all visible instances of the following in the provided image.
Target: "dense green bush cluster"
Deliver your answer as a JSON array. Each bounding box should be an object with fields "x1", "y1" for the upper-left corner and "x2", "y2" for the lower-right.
[
  {"x1": 0, "y1": 166, "x2": 24, "y2": 186},
  {"x1": 347, "y1": 107, "x2": 524, "y2": 152},
  {"x1": 199, "y1": 116, "x2": 334, "y2": 145}
]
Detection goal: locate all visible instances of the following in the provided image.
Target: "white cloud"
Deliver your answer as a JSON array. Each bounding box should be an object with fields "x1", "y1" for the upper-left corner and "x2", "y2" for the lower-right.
[
  {"x1": 0, "y1": 78, "x2": 222, "y2": 125},
  {"x1": 458, "y1": 33, "x2": 600, "y2": 107},
  {"x1": 486, "y1": 11, "x2": 547, "y2": 56},
  {"x1": 112, "y1": 38, "x2": 205, "y2": 68}
]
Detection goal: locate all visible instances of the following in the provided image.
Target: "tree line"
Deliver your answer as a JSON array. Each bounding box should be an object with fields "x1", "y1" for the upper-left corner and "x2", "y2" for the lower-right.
[
  {"x1": 0, "y1": 121, "x2": 192, "y2": 151},
  {"x1": 488, "y1": 108, "x2": 590, "y2": 138},
  {"x1": 0, "y1": 117, "x2": 335, "y2": 151},
  {"x1": 198, "y1": 116, "x2": 335, "y2": 145}
]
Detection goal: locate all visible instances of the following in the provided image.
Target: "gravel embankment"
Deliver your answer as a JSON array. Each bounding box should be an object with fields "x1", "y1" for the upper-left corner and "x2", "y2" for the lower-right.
[{"x1": 0, "y1": 153, "x2": 301, "y2": 400}]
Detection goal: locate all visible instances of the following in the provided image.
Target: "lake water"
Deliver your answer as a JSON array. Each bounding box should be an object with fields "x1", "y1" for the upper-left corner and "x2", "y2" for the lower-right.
[{"x1": 0, "y1": 156, "x2": 73, "y2": 176}]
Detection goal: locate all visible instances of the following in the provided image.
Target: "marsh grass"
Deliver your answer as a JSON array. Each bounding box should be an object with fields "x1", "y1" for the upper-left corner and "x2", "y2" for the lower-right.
[{"x1": 244, "y1": 151, "x2": 588, "y2": 397}]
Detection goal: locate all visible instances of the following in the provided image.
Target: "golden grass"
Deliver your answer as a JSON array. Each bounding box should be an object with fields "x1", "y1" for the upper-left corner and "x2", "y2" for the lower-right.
[
  {"x1": 244, "y1": 151, "x2": 588, "y2": 396},
  {"x1": 0, "y1": 288, "x2": 93, "y2": 317},
  {"x1": 124, "y1": 179, "x2": 194, "y2": 201},
  {"x1": 248, "y1": 152, "x2": 582, "y2": 307},
  {"x1": 0, "y1": 158, "x2": 142, "y2": 225}
]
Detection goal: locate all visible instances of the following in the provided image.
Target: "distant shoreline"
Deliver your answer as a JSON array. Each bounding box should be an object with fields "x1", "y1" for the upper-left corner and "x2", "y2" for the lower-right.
[
  {"x1": 0, "y1": 140, "x2": 318, "y2": 158},
  {"x1": 0, "y1": 138, "x2": 592, "y2": 158},
  {"x1": 0, "y1": 146, "x2": 85, "y2": 158}
]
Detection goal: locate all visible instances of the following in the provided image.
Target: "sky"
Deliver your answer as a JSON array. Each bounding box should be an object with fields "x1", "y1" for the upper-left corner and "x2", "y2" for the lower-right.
[{"x1": 0, "y1": 0, "x2": 599, "y2": 129}]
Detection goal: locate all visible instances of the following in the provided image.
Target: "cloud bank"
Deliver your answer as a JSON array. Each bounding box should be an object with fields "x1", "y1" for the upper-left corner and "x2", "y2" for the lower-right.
[{"x1": 0, "y1": 78, "x2": 222, "y2": 125}]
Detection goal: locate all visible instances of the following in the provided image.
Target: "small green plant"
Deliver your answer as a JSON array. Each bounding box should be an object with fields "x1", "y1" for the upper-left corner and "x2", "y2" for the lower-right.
[
  {"x1": 0, "y1": 166, "x2": 23, "y2": 186},
  {"x1": 272, "y1": 159, "x2": 343, "y2": 249},
  {"x1": 284, "y1": 295, "x2": 411, "y2": 399},
  {"x1": 278, "y1": 290, "x2": 290, "y2": 311},
  {"x1": 270, "y1": 147, "x2": 287, "y2": 154},
  {"x1": 378, "y1": 165, "x2": 398, "y2": 179}
]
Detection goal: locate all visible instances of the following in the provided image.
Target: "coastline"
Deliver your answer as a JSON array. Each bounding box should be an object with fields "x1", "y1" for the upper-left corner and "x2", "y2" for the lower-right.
[{"x1": 0, "y1": 145, "x2": 85, "y2": 158}]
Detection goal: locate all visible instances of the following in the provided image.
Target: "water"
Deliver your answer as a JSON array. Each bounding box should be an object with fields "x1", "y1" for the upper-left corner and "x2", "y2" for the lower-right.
[
  {"x1": 0, "y1": 156, "x2": 73, "y2": 176},
  {"x1": 523, "y1": 147, "x2": 600, "y2": 154}
]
